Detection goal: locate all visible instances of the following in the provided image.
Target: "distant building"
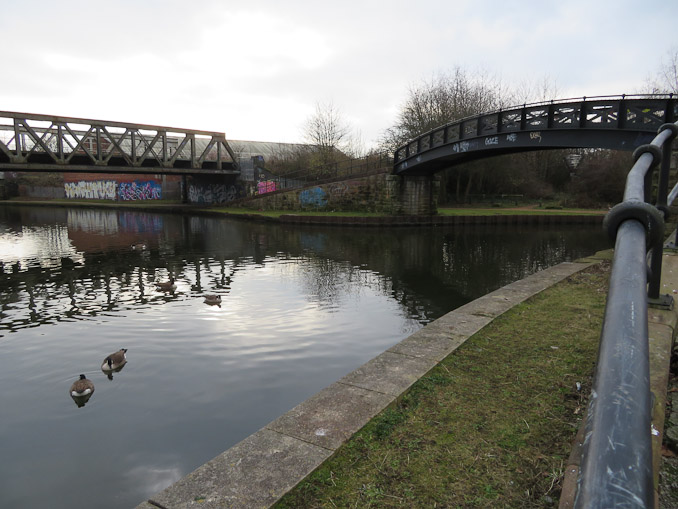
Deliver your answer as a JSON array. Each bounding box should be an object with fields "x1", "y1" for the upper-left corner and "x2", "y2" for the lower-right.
[{"x1": 228, "y1": 140, "x2": 307, "y2": 181}]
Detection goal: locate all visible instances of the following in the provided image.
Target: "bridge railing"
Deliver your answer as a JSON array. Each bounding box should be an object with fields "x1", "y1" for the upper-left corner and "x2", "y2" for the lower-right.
[
  {"x1": 575, "y1": 121, "x2": 678, "y2": 507},
  {"x1": 394, "y1": 94, "x2": 677, "y2": 169},
  {"x1": 255, "y1": 152, "x2": 393, "y2": 195},
  {"x1": 0, "y1": 111, "x2": 239, "y2": 173}
]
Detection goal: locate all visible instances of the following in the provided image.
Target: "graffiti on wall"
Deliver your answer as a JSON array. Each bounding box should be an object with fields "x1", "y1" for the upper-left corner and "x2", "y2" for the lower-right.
[
  {"x1": 299, "y1": 187, "x2": 327, "y2": 209},
  {"x1": 257, "y1": 180, "x2": 277, "y2": 194},
  {"x1": 64, "y1": 180, "x2": 116, "y2": 200},
  {"x1": 118, "y1": 180, "x2": 162, "y2": 201},
  {"x1": 188, "y1": 183, "x2": 243, "y2": 204}
]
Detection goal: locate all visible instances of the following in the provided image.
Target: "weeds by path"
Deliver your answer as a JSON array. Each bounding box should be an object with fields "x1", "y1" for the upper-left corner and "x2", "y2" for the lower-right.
[{"x1": 275, "y1": 263, "x2": 610, "y2": 508}]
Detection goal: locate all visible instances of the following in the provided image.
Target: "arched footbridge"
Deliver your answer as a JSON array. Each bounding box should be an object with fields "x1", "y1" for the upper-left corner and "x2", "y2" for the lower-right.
[{"x1": 393, "y1": 94, "x2": 677, "y2": 175}]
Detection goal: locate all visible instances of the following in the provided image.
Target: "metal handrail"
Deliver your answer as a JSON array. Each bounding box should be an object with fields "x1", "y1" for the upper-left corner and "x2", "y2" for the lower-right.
[{"x1": 575, "y1": 121, "x2": 678, "y2": 507}]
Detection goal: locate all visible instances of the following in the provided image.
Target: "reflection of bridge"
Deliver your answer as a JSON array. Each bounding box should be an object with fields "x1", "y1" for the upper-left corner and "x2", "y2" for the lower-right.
[
  {"x1": 0, "y1": 111, "x2": 239, "y2": 176},
  {"x1": 394, "y1": 95, "x2": 677, "y2": 175}
]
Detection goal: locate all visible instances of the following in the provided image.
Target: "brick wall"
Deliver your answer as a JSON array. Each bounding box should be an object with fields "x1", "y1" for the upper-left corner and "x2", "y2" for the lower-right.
[{"x1": 61, "y1": 173, "x2": 182, "y2": 201}]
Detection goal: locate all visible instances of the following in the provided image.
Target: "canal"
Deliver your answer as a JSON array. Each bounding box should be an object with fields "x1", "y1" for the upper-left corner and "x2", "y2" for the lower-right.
[{"x1": 0, "y1": 205, "x2": 610, "y2": 508}]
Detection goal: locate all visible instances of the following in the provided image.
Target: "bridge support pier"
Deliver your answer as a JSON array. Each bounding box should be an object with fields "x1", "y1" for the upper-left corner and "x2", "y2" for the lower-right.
[{"x1": 387, "y1": 174, "x2": 440, "y2": 215}]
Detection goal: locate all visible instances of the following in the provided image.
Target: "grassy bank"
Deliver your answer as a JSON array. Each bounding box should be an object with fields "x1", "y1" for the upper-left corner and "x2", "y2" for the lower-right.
[
  {"x1": 437, "y1": 206, "x2": 605, "y2": 217},
  {"x1": 274, "y1": 262, "x2": 610, "y2": 508}
]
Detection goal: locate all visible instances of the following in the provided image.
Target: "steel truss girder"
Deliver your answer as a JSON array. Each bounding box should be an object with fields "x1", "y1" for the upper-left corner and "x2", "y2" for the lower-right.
[{"x1": 0, "y1": 111, "x2": 239, "y2": 175}]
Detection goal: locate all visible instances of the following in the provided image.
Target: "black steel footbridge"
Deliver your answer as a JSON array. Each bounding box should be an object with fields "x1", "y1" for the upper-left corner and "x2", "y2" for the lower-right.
[{"x1": 393, "y1": 94, "x2": 677, "y2": 175}]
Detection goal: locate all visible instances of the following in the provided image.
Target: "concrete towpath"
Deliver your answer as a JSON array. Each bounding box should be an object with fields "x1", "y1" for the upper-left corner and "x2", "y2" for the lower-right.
[{"x1": 136, "y1": 248, "x2": 677, "y2": 508}]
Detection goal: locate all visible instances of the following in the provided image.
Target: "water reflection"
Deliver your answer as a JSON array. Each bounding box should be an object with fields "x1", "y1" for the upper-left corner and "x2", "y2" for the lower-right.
[
  {"x1": 0, "y1": 206, "x2": 610, "y2": 337},
  {"x1": 0, "y1": 204, "x2": 611, "y2": 509}
]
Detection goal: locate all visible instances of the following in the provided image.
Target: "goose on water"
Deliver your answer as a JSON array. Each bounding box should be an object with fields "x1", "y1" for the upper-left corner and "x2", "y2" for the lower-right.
[
  {"x1": 70, "y1": 374, "x2": 94, "y2": 397},
  {"x1": 101, "y1": 348, "x2": 128, "y2": 372},
  {"x1": 203, "y1": 294, "x2": 222, "y2": 306}
]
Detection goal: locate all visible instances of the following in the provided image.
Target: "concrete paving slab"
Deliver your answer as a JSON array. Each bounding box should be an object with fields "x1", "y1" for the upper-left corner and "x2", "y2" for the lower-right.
[
  {"x1": 338, "y1": 351, "x2": 439, "y2": 396},
  {"x1": 387, "y1": 328, "x2": 465, "y2": 361},
  {"x1": 648, "y1": 305, "x2": 678, "y2": 330},
  {"x1": 648, "y1": 321, "x2": 674, "y2": 490},
  {"x1": 265, "y1": 382, "x2": 395, "y2": 450},
  {"x1": 455, "y1": 289, "x2": 531, "y2": 318},
  {"x1": 144, "y1": 429, "x2": 333, "y2": 509},
  {"x1": 433, "y1": 311, "x2": 494, "y2": 337}
]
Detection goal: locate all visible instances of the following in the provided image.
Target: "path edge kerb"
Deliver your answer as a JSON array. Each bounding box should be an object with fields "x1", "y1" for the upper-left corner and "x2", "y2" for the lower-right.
[{"x1": 137, "y1": 254, "x2": 609, "y2": 509}]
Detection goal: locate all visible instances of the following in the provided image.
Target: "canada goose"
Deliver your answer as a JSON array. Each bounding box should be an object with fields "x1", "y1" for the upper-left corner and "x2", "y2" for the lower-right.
[
  {"x1": 203, "y1": 294, "x2": 222, "y2": 306},
  {"x1": 70, "y1": 374, "x2": 94, "y2": 397},
  {"x1": 101, "y1": 348, "x2": 128, "y2": 372},
  {"x1": 156, "y1": 276, "x2": 176, "y2": 292}
]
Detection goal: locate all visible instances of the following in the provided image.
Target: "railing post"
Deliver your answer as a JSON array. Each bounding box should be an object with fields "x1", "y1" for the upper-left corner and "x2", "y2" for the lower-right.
[
  {"x1": 579, "y1": 97, "x2": 587, "y2": 128},
  {"x1": 618, "y1": 94, "x2": 627, "y2": 129},
  {"x1": 649, "y1": 124, "x2": 678, "y2": 302},
  {"x1": 656, "y1": 123, "x2": 678, "y2": 210}
]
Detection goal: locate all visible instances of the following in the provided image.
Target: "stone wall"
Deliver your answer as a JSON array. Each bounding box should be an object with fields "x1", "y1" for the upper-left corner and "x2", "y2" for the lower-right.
[{"x1": 235, "y1": 171, "x2": 440, "y2": 215}]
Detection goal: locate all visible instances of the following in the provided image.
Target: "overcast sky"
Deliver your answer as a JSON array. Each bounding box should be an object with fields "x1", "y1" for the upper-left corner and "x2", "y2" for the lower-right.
[{"x1": 2, "y1": 0, "x2": 677, "y2": 147}]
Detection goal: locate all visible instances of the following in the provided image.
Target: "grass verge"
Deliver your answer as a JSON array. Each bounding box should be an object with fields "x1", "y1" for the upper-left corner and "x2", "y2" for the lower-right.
[
  {"x1": 437, "y1": 207, "x2": 605, "y2": 217},
  {"x1": 274, "y1": 262, "x2": 610, "y2": 508}
]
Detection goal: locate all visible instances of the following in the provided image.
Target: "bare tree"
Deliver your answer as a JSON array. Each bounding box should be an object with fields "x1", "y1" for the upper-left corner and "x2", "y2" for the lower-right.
[
  {"x1": 379, "y1": 66, "x2": 514, "y2": 202},
  {"x1": 513, "y1": 74, "x2": 561, "y2": 104},
  {"x1": 645, "y1": 46, "x2": 678, "y2": 94},
  {"x1": 378, "y1": 66, "x2": 509, "y2": 154},
  {"x1": 303, "y1": 101, "x2": 351, "y2": 165}
]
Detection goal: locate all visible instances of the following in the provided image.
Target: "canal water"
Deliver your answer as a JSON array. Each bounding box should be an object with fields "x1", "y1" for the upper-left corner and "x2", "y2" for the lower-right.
[{"x1": 0, "y1": 205, "x2": 610, "y2": 508}]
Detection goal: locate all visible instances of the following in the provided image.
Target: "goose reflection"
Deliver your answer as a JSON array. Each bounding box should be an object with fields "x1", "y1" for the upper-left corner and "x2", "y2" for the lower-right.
[
  {"x1": 156, "y1": 276, "x2": 176, "y2": 292},
  {"x1": 69, "y1": 374, "x2": 94, "y2": 408},
  {"x1": 101, "y1": 348, "x2": 128, "y2": 380},
  {"x1": 203, "y1": 294, "x2": 222, "y2": 307}
]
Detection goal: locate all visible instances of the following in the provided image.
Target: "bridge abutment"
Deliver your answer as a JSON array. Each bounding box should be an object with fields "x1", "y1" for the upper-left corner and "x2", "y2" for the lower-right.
[{"x1": 387, "y1": 174, "x2": 440, "y2": 215}]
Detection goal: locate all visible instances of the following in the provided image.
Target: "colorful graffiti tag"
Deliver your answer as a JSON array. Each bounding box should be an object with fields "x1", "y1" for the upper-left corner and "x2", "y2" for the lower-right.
[
  {"x1": 64, "y1": 180, "x2": 116, "y2": 200},
  {"x1": 118, "y1": 180, "x2": 162, "y2": 201},
  {"x1": 299, "y1": 187, "x2": 327, "y2": 209},
  {"x1": 257, "y1": 180, "x2": 276, "y2": 194}
]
